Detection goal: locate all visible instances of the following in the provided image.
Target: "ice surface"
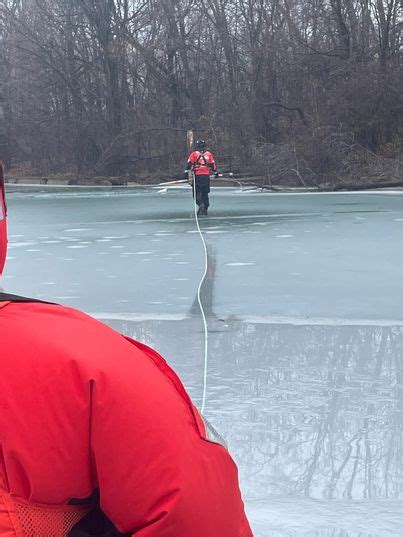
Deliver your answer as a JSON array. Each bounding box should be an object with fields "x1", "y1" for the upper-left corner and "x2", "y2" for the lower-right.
[{"x1": 4, "y1": 185, "x2": 403, "y2": 536}]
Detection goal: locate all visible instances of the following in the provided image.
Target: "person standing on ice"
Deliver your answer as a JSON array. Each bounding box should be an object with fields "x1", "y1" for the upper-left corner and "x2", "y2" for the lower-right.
[
  {"x1": 186, "y1": 139, "x2": 217, "y2": 216},
  {"x1": 0, "y1": 164, "x2": 253, "y2": 536}
]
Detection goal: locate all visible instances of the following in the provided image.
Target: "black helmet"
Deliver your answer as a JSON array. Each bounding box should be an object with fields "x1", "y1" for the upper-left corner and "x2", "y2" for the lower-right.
[{"x1": 196, "y1": 139, "x2": 206, "y2": 150}]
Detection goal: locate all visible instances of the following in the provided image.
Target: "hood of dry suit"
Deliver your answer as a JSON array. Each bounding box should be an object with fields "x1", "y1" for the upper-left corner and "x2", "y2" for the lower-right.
[
  {"x1": 0, "y1": 161, "x2": 7, "y2": 276},
  {"x1": 0, "y1": 295, "x2": 253, "y2": 536}
]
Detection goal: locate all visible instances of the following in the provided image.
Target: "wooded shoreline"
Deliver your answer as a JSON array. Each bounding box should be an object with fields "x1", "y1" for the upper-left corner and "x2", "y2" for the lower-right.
[{"x1": 0, "y1": 1, "x2": 401, "y2": 191}]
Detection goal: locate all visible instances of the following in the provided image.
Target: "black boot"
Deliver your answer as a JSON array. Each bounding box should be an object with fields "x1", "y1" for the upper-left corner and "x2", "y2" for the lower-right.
[{"x1": 197, "y1": 205, "x2": 205, "y2": 216}]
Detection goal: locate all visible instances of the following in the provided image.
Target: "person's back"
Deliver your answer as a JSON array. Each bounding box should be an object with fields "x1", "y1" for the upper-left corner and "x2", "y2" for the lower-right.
[
  {"x1": 188, "y1": 149, "x2": 216, "y2": 177},
  {"x1": 0, "y1": 294, "x2": 252, "y2": 536},
  {"x1": 186, "y1": 140, "x2": 216, "y2": 216}
]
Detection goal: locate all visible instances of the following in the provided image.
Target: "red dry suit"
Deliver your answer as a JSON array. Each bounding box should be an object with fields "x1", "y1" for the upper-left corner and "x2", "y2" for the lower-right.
[
  {"x1": 0, "y1": 294, "x2": 253, "y2": 536},
  {"x1": 187, "y1": 150, "x2": 217, "y2": 176},
  {"x1": 0, "y1": 161, "x2": 7, "y2": 276}
]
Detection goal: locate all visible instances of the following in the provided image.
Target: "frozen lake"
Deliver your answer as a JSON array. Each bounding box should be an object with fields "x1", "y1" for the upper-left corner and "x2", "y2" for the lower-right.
[{"x1": 3, "y1": 185, "x2": 403, "y2": 536}]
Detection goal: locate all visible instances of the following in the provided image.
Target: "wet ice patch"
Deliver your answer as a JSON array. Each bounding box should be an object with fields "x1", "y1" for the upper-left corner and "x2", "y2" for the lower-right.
[
  {"x1": 225, "y1": 262, "x2": 255, "y2": 266},
  {"x1": 9, "y1": 241, "x2": 36, "y2": 248},
  {"x1": 64, "y1": 228, "x2": 93, "y2": 232},
  {"x1": 275, "y1": 234, "x2": 293, "y2": 238}
]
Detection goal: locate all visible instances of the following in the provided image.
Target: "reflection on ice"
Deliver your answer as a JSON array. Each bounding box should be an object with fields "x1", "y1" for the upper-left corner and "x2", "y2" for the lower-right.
[{"x1": 104, "y1": 316, "x2": 403, "y2": 536}]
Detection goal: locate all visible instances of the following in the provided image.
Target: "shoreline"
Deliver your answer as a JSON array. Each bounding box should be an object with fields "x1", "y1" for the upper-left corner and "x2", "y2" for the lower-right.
[
  {"x1": 5, "y1": 177, "x2": 403, "y2": 194},
  {"x1": 5, "y1": 165, "x2": 402, "y2": 192}
]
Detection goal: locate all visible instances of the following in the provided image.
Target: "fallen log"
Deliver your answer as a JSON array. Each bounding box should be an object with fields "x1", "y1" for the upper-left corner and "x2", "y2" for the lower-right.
[{"x1": 332, "y1": 178, "x2": 403, "y2": 191}]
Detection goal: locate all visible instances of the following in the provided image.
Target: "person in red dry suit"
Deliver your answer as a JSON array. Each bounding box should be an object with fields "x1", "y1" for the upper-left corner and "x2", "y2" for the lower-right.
[
  {"x1": 186, "y1": 139, "x2": 217, "y2": 216},
  {"x1": 0, "y1": 161, "x2": 7, "y2": 276},
  {"x1": 0, "y1": 164, "x2": 253, "y2": 536}
]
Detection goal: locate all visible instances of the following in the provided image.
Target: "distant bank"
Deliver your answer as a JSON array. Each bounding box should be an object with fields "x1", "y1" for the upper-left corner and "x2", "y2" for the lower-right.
[{"x1": 5, "y1": 172, "x2": 403, "y2": 193}]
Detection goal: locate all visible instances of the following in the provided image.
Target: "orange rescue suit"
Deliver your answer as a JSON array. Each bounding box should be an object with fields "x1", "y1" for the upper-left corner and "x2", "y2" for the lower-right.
[
  {"x1": 0, "y1": 295, "x2": 253, "y2": 536},
  {"x1": 187, "y1": 150, "x2": 216, "y2": 176}
]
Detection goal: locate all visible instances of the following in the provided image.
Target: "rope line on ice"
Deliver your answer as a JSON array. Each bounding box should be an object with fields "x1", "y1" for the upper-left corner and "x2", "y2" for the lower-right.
[
  {"x1": 192, "y1": 177, "x2": 209, "y2": 415},
  {"x1": 159, "y1": 172, "x2": 240, "y2": 414},
  {"x1": 191, "y1": 174, "x2": 241, "y2": 414}
]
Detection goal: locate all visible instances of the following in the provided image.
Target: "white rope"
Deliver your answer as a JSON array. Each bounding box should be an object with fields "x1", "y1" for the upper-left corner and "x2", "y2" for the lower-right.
[{"x1": 192, "y1": 176, "x2": 209, "y2": 414}]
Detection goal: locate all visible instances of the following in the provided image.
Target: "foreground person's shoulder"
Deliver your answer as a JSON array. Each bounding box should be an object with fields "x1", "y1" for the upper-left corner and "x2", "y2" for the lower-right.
[{"x1": 0, "y1": 292, "x2": 123, "y2": 340}]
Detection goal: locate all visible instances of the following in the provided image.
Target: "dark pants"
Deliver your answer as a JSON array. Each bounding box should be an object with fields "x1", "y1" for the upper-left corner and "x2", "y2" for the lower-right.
[{"x1": 193, "y1": 174, "x2": 210, "y2": 208}]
